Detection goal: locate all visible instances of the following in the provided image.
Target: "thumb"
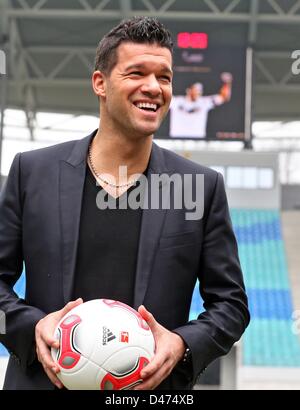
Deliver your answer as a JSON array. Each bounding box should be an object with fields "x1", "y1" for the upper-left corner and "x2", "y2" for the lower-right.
[
  {"x1": 138, "y1": 305, "x2": 159, "y2": 333},
  {"x1": 51, "y1": 299, "x2": 83, "y2": 349},
  {"x1": 60, "y1": 298, "x2": 83, "y2": 316}
]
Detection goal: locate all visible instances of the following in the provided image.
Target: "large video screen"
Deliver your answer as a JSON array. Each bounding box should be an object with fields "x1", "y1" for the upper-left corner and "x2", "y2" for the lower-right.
[{"x1": 155, "y1": 32, "x2": 247, "y2": 141}]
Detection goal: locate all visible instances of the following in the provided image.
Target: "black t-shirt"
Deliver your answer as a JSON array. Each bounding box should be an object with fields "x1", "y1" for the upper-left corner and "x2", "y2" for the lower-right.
[{"x1": 72, "y1": 166, "x2": 144, "y2": 306}]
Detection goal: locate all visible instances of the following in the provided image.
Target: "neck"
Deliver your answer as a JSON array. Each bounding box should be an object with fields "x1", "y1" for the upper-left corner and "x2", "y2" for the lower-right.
[{"x1": 90, "y1": 124, "x2": 153, "y2": 177}]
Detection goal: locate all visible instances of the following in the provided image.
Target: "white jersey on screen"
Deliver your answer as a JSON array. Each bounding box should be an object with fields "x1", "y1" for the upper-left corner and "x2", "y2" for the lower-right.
[{"x1": 169, "y1": 94, "x2": 223, "y2": 138}]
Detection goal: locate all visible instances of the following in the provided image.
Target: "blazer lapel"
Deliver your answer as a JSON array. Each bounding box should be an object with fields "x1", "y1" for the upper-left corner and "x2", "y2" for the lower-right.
[
  {"x1": 133, "y1": 143, "x2": 170, "y2": 309},
  {"x1": 59, "y1": 132, "x2": 95, "y2": 303}
]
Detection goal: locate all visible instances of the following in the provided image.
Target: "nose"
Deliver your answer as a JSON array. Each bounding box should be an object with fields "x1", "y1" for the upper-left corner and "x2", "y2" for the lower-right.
[{"x1": 140, "y1": 74, "x2": 161, "y2": 96}]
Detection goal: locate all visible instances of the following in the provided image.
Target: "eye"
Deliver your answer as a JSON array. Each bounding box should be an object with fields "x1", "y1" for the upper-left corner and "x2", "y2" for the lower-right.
[
  {"x1": 129, "y1": 71, "x2": 143, "y2": 76},
  {"x1": 159, "y1": 76, "x2": 172, "y2": 83}
]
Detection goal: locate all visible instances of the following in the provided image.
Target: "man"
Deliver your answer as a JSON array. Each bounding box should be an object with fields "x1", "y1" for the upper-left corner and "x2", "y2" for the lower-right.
[
  {"x1": 169, "y1": 73, "x2": 233, "y2": 138},
  {"x1": 0, "y1": 17, "x2": 249, "y2": 390}
]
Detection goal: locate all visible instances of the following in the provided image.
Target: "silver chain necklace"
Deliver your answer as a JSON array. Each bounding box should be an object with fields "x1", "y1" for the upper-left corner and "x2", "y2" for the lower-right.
[{"x1": 88, "y1": 143, "x2": 137, "y2": 188}]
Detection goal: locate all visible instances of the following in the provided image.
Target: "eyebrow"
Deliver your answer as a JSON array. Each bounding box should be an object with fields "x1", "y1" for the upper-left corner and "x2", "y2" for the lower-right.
[{"x1": 124, "y1": 63, "x2": 173, "y2": 76}]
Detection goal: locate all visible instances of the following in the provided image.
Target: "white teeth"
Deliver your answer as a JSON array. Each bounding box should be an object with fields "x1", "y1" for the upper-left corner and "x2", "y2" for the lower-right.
[{"x1": 136, "y1": 102, "x2": 158, "y2": 111}]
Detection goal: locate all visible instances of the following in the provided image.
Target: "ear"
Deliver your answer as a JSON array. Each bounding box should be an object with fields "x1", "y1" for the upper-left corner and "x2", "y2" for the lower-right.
[{"x1": 92, "y1": 70, "x2": 107, "y2": 98}]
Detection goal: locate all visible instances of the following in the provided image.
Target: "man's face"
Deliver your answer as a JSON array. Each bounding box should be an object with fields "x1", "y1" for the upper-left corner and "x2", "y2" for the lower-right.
[
  {"x1": 101, "y1": 42, "x2": 173, "y2": 139},
  {"x1": 188, "y1": 85, "x2": 202, "y2": 101}
]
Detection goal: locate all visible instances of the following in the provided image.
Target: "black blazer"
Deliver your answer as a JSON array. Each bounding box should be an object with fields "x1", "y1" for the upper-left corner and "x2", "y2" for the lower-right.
[{"x1": 0, "y1": 132, "x2": 249, "y2": 390}]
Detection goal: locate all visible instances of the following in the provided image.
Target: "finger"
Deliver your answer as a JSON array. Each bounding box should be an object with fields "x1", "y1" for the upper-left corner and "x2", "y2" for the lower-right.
[
  {"x1": 51, "y1": 338, "x2": 60, "y2": 350},
  {"x1": 51, "y1": 299, "x2": 84, "y2": 351},
  {"x1": 36, "y1": 331, "x2": 55, "y2": 364},
  {"x1": 43, "y1": 365, "x2": 64, "y2": 389},
  {"x1": 135, "y1": 359, "x2": 172, "y2": 390},
  {"x1": 140, "y1": 352, "x2": 166, "y2": 380},
  {"x1": 60, "y1": 298, "x2": 83, "y2": 317},
  {"x1": 42, "y1": 330, "x2": 60, "y2": 349},
  {"x1": 37, "y1": 338, "x2": 59, "y2": 373},
  {"x1": 35, "y1": 319, "x2": 58, "y2": 349}
]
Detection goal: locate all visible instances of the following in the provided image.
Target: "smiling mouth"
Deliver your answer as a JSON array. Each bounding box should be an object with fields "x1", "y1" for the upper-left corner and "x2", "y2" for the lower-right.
[{"x1": 134, "y1": 102, "x2": 160, "y2": 113}]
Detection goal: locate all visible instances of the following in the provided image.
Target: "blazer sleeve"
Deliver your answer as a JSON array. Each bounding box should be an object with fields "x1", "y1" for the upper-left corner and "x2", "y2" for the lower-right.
[
  {"x1": 0, "y1": 153, "x2": 46, "y2": 370},
  {"x1": 173, "y1": 172, "x2": 250, "y2": 383}
]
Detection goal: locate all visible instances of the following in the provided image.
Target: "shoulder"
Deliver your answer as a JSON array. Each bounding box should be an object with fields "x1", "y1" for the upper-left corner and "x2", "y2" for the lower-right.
[
  {"x1": 199, "y1": 96, "x2": 214, "y2": 105},
  {"x1": 15, "y1": 133, "x2": 93, "y2": 183},
  {"x1": 19, "y1": 139, "x2": 79, "y2": 165}
]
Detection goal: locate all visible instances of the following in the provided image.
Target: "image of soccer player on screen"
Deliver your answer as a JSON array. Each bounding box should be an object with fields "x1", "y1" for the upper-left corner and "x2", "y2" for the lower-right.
[{"x1": 169, "y1": 72, "x2": 233, "y2": 138}]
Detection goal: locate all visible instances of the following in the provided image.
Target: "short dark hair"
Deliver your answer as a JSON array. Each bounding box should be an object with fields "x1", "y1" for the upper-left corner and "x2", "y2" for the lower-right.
[{"x1": 94, "y1": 16, "x2": 173, "y2": 74}]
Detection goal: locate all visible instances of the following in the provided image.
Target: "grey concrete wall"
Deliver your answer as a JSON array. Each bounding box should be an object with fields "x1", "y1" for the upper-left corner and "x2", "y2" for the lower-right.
[
  {"x1": 281, "y1": 211, "x2": 300, "y2": 313},
  {"x1": 282, "y1": 185, "x2": 300, "y2": 210},
  {"x1": 176, "y1": 150, "x2": 280, "y2": 209}
]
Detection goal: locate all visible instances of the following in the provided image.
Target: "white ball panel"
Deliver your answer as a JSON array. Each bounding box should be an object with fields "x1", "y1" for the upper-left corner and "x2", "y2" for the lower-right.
[
  {"x1": 58, "y1": 358, "x2": 105, "y2": 390},
  {"x1": 101, "y1": 346, "x2": 152, "y2": 375}
]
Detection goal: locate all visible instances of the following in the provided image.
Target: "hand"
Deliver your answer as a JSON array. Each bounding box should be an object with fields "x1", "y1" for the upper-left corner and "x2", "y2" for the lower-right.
[
  {"x1": 221, "y1": 72, "x2": 233, "y2": 83},
  {"x1": 134, "y1": 305, "x2": 186, "y2": 390},
  {"x1": 35, "y1": 298, "x2": 83, "y2": 389}
]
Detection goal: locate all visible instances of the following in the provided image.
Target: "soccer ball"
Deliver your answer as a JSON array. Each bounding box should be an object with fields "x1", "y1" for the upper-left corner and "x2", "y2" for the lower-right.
[{"x1": 51, "y1": 299, "x2": 155, "y2": 390}]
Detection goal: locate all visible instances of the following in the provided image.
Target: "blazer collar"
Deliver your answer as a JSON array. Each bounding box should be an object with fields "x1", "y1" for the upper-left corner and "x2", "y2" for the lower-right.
[
  {"x1": 147, "y1": 140, "x2": 170, "y2": 175},
  {"x1": 66, "y1": 130, "x2": 96, "y2": 167},
  {"x1": 66, "y1": 129, "x2": 170, "y2": 173}
]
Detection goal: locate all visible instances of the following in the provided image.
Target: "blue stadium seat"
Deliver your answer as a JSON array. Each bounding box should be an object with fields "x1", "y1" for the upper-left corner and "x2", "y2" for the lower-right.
[{"x1": 190, "y1": 208, "x2": 300, "y2": 367}]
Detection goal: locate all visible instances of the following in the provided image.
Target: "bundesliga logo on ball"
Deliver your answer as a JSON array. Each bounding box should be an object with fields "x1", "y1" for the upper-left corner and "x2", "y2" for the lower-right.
[{"x1": 51, "y1": 299, "x2": 155, "y2": 390}]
